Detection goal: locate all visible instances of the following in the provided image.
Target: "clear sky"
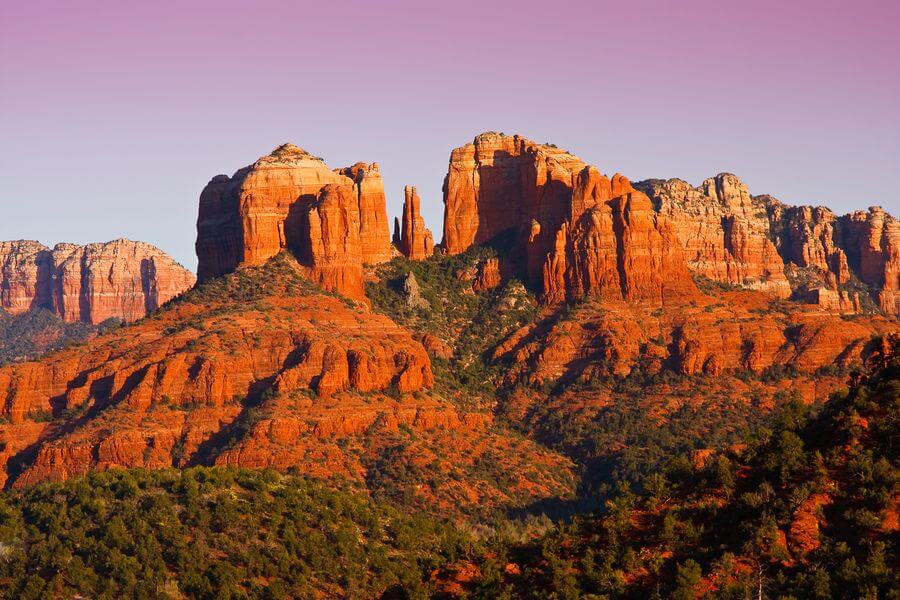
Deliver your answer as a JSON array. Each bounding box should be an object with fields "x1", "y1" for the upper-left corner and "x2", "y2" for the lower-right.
[{"x1": 1, "y1": 0, "x2": 897, "y2": 270}]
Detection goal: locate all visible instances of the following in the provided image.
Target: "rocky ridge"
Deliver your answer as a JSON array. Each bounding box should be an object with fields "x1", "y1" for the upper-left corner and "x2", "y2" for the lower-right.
[
  {"x1": 0, "y1": 256, "x2": 575, "y2": 515},
  {"x1": 442, "y1": 133, "x2": 698, "y2": 305},
  {"x1": 440, "y1": 133, "x2": 898, "y2": 314},
  {"x1": 638, "y1": 175, "x2": 899, "y2": 314}
]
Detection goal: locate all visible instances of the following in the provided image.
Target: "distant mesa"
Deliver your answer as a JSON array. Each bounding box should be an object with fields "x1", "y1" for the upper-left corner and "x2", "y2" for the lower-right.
[{"x1": 0, "y1": 239, "x2": 195, "y2": 325}]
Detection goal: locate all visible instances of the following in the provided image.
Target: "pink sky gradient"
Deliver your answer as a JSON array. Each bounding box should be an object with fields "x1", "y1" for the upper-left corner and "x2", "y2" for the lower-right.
[{"x1": 1, "y1": 0, "x2": 897, "y2": 269}]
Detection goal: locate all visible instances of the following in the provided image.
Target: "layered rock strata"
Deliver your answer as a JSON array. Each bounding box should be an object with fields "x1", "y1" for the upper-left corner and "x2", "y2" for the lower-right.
[
  {"x1": 0, "y1": 239, "x2": 195, "y2": 324},
  {"x1": 639, "y1": 176, "x2": 899, "y2": 314},
  {"x1": 196, "y1": 144, "x2": 392, "y2": 299},
  {"x1": 442, "y1": 133, "x2": 698, "y2": 305}
]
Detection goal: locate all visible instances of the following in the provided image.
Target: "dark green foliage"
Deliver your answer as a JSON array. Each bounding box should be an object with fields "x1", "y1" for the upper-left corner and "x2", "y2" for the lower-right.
[
  {"x1": 166, "y1": 252, "x2": 336, "y2": 309},
  {"x1": 526, "y1": 385, "x2": 774, "y2": 500},
  {"x1": 0, "y1": 467, "x2": 479, "y2": 599},
  {"x1": 0, "y1": 308, "x2": 95, "y2": 365},
  {"x1": 366, "y1": 248, "x2": 538, "y2": 403}
]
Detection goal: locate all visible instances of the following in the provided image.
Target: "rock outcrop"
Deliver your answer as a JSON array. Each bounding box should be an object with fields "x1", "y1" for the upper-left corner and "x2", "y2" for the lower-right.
[
  {"x1": 442, "y1": 132, "x2": 587, "y2": 257},
  {"x1": 398, "y1": 186, "x2": 434, "y2": 260},
  {"x1": 639, "y1": 175, "x2": 791, "y2": 298},
  {"x1": 0, "y1": 239, "x2": 195, "y2": 324},
  {"x1": 839, "y1": 207, "x2": 899, "y2": 315},
  {"x1": 402, "y1": 272, "x2": 430, "y2": 310},
  {"x1": 442, "y1": 133, "x2": 698, "y2": 305},
  {"x1": 337, "y1": 162, "x2": 393, "y2": 264},
  {"x1": 473, "y1": 258, "x2": 502, "y2": 292},
  {"x1": 196, "y1": 144, "x2": 392, "y2": 299},
  {"x1": 304, "y1": 184, "x2": 365, "y2": 300},
  {"x1": 639, "y1": 176, "x2": 900, "y2": 314}
]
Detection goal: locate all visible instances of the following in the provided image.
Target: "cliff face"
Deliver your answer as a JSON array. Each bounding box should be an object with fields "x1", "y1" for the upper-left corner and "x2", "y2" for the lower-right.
[
  {"x1": 839, "y1": 207, "x2": 900, "y2": 314},
  {"x1": 0, "y1": 239, "x2": 195, "y2": 325},
  {"x1": 195, "y1": 144, "x2": 392, "y2": 299},
  {"x1": 442, "y1": 133, "x2": 698, "y2": 305},
  {"x1": 336, "y1": 162, "x2": 393, "y2": 264},
  {"x1": 640, "y1": 175, "x2": 791, "y2": 298},
  {"x1": 639, "y1": 176, "x2": 900, "y2": 314}
]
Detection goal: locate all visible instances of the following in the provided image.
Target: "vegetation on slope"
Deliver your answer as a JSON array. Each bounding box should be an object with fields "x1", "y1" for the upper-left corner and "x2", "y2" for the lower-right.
[
  {"x1": 366, "y1": 244, "x2": 538, "y2": 406},
  {"x1": 0, "y1": 467, "x2": 480, "y2": 599},
  {"x1": 467, "y1": 336, "x2": 900, "y2": 598},
  {"x1": 0, "y1": 308, "x2": 100, "y2": 366}
]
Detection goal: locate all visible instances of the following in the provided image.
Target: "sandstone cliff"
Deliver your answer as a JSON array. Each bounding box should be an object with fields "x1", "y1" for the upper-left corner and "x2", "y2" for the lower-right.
[
  {"x1": 195, "y1": 144, "x2": 392, "y2": 300},
  {"x1": 639, "y1": 174, "x2": 791, "y2": 298},
  {"x1": 442, "y1": 133, "x2": 698, "y2": 305},
  {"x1": 639, "y1": 175, "x2": 900, "y2": 314},
  {"x1": 0, "y1": 239, "x2": 195, "y2": 324},
  {"x1": 336, "y1": 162, "x2": 393, "y2": 264}
]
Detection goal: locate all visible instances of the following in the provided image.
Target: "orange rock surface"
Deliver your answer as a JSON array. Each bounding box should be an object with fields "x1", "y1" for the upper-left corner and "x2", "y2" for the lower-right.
[
  {"x1": 0, "y1": 239, "x2": 194, "y2": 324},
  {"x1": 640, "y1": 175, "x2": 900, "y2": 314},
  {"x1": 337, "y1": 162, "x2": 393, "y2": 264},
  {"x1": 399, "y1": 185, "x2": 434, "y2": 260},
  {"x1": 304, "y1": 183, "x2": 365, "y2": 300},
  {"x1": 640, "y1": 175, "x2": 790, "y2": 297},
  {"x1": 442, "y1": 132, "x2": 586, "y2": 265},
  {"x1": 472, "y1": 258, "x2": 502, "y2": 292},
  {"x1": 196, "y1": 144, "x2": 392, "y2": 298},
  {"x1": 442, "y1": 133, "x2": 698, "y2": 305},
  {"x1": 495, "y1": 291, "x2": 895, "y2": 385},
  {"x1": 840, "y1": 206, "x2": 900, "y2": 314}
]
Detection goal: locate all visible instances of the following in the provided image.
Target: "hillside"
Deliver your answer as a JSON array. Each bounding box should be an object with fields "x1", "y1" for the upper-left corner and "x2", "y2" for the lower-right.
[
  {"x1": 0, "y1": 467, "x2": 481, "y2": 599},
  {"x1": 0, "y1": 253, "x2": 575, "y2": 519},
  {"x1": 463, "y1": 335, "x2": 899, "y2": 598}
]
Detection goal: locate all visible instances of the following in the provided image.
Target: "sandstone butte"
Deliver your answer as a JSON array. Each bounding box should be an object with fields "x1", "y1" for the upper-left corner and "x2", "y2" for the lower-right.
[
  {"x1": 195, "y1": 144, "x2": 393, "y2": 300},
  {"x1": 0, "y1": 239, "x2": 195, "y2": 324},
  {"x1": 443, "y1": 132, "x2": 899, "y2": 314}
]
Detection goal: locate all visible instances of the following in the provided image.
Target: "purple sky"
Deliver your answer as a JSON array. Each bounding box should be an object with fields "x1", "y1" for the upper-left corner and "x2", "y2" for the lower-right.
[{"x1": 2, "y1": 0, "x2": 897, "y2": 270}]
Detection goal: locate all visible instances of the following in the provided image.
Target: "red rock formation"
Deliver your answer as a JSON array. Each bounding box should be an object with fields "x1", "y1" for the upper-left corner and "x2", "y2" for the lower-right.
[
  {"x1": 336, "y1": 162, "x2": 393, "y2": 264},
  {"x1": 840, "y1": 207, "x2": 899, "y2": 315},
  {"x1": 0, "y1": 239, "x2": 194, "y2": 324},
  {"x1": 442, "y1": 134, "x2": 698, "y2": 305},
  {"x1": 442, "y1": 132, "x2": 586, "y2": 260},
  {"x1": 641, "y1": 174, "x2": 790, "y2": 298},
  {"x1": 0, "y1": 241, "x2": 51, "y2": 315},
  {"x1": 496, "y1": 291, "x2": 895, "y2": 386},
  {"x1": 304, "y1": 184, "x2": 365, "y2": 300},
  {"x1": 642, "y1": 176, "x2": 898, "y2": 314},
  {"x1": 802, "y1": 287, "x2": 861, "y2": 314},
  {"x1": 196, "y1": 144, "x2": 392, "y2": 289},
  {"x1": 0, "y1": 257, "x2": 576, "y2": 514},
  {"x1": 473, "y1": 258, "x2": 502, "y2": 292},
  {"x1": 779, "y1": 206, "x2": 850, "y2": 282},
  {"x1": 399, "y1": 186, "x2": 434, "y2": 260}
]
